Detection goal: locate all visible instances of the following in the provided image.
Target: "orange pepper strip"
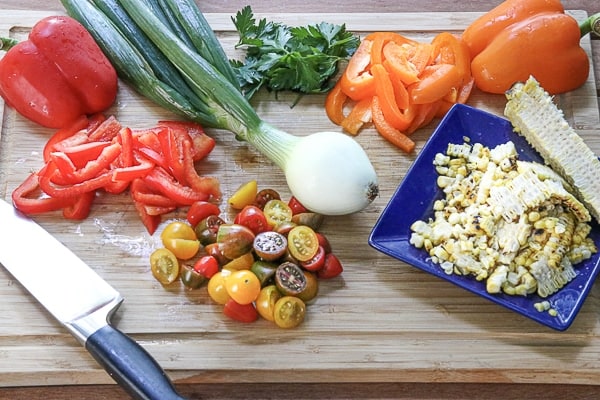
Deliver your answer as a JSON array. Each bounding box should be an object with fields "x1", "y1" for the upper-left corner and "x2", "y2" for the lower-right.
[
  {"x1": 371, "y1": 96, "x2": 415, "y2": 153},
  {"x1": 340, "y1": 97, "x2": 373, "y2": 135},
  {"x1": 406, "y1": 101, "x2": 442, "y2": 135},
  {"x1": 432, "y1": 32, "x2": 472, "y2": 87},
  {"x1": 408, "y1": 43, "x2": 435, "y2": 75},
  {"x1": 325, "y1": 80, "x2": 348, "y2": 125},
  {"x1": 409, "y1": 64, "x2": 462, "y2": 105},
  {"x1": 339, "y1": 39, "x2": 376, "y2": 101},
  {"x1": 382, "y1": 42, "x2": 420, "y2": 86},
  {"x1": 371, "y1": 63, "x2": 413, "y2": 131}
]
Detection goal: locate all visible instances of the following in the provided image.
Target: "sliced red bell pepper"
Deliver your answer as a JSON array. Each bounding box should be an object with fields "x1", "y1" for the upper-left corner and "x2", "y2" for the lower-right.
[
  {"x1": 158, "y1": 120, "x2": 215, "y2": 161},
  {"x1": 43, "y1": 115, "x2": 90, "y2": 162},
  {"x1": 38, "y1": 162, "x2": 114, "y2": 199},
  {"x1": 62, "y1": 190, "x2": 96, "y2": 220},
  {"x1": 12, "y1": 172, "x2": 77, "y2": 214},
  {"x1": 182, "y1": 138, "x2": 221, "y2": 201},
  {"x1": 143, "y1": 167, "x2": 209, "y2": 205}
]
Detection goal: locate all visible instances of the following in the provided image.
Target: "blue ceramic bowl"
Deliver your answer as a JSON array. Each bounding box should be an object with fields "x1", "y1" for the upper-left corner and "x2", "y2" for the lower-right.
[{"x1": 368, "y1": 103, "x2": 600, "y2": 331}]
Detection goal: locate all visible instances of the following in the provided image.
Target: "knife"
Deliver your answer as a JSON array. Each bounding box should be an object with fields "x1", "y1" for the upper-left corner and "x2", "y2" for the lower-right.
[{"x1": 0, "y1": 199, "x2": 186, "y2": 400}]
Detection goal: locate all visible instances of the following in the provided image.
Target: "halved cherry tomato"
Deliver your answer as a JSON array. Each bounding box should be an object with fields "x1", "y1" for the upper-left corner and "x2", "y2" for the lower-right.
[
  {"x1": 263, "y1": 199, "x2": 293, "y2": 228},
  {"x1": 160, "y1": 221, "x2": 200, "y2": 260},
  {"x1": 253, "y1": 231, "x2": 288, "y2": 261},
  {"x1": 273, "y1": 296, "x2": 306, "y2": 328},
  {"x1": 228, "y1": 180, "x2": 258, "y2": 210},
  {"x1": 287, "y1": 225, "x2": 319, "y2": 262},
  {"x1": 193, "y1": 255, "x2": 219, "y2": 279},
  {"x1": 317, "y1": 253, "x2": 344, "y2": 279},
  {"x1": 300, "y1": 245, "x2": 326, "y2": 272},
  {"x1": 255, "y1": 285, "x2": 282, "y2": 322},
  {"x1": 222, "y1": 251, "x2": 255, "y2": 271},
  {"x1": 150, "y1": 248, "x2": 180, "y2": 285},
  {"x1": 225, "y1": 269, "x2": 261, "y2": 305},
  {"x1": 253, "y1": 188, "x2": 281, "y2": 210},
  {"x1": 288, "y1": 196, "x2": 308, "y2": 215},
  {"x1": 217, "y1": 223, "x2": 256, "y2": 259},
  {"x1": 234, "y1": 205, "x2": 270, "y2": 235},
  {"x1": 187, "y1": 200, "x2": 221, "y2": 227},
  {"x1": 223, "y1": 299, "x2": 258, "y2": 323}
]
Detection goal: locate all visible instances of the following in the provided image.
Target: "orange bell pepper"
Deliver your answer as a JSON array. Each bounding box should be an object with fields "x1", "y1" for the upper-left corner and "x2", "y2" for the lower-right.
[
  {"x1": 339, "y1": 39, "x2": 376, "y2": 101},
  {"x1": 371, "y1": 96, "x2": 415, "y2": 153},
  {"x1": 463, "y1": 0, "x2": 591, "y2": 94},
  {"x1": 324, "y1": 81, "x2": 348, "y2": 125}
]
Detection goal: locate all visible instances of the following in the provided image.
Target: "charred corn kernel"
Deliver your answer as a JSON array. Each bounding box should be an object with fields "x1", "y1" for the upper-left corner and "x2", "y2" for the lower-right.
[{"x1": 528, "y1": 211, "x2": 541, "y2": 222}]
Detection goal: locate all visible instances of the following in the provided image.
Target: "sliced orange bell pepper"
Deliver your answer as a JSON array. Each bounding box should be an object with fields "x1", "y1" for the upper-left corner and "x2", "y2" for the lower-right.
[
  {"x1": 325, "y1": 80, "x2": 348, "y2": 125},
  {"x1": 366, "y1": 31, "x2": 417, "y2": 65},
  {"x1": 372, "y1": 63, "x2": 414, "y2": 131},
  {"x1": 409, "y1": 63, "x2": 462, "y2": 105},
  {"x1": 371, "y1": 96, "x2": 415, "y2": 153},
  {"x1": 339, "y1": 39, "x2": 376, "y2": 101},
  {"x1": 340, "y1": 97, "x2": 372, "y2": 135},
  {"x1": 382, "y1": 42, "x2": 420, "y2": 86}
]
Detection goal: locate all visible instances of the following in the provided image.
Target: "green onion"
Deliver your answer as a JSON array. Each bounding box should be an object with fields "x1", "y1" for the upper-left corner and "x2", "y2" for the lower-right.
[{"x1": 63, "y1": 0, "x2": 379, "y2": 215}]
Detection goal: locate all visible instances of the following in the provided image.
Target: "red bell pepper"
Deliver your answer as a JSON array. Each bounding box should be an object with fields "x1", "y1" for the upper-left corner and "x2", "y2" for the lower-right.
[{"x1": 0, "y1": 16, "x2": 117, "y2": 128}]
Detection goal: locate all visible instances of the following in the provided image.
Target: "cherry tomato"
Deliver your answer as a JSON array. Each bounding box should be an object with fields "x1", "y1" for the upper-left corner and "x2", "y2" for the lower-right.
[
  {"x1": 275, "y1": 262, "x2": 307, "y2": 297},
  {"x1": 317, "y1": 253, "x2": 344, "y2": 279},
  {"x1": 300, "y1": 245, "x2": 326, "y2": 272},
  {"x1": 288, "y1": 196, "x2": 308, "y2": 215},
  {"x1": 234, "y1": 205, "x2": 269, "y2": 234},
  {"x1": 228, "y1": 180, "x2": 258, "y2": 210},
  {"x1": 222, "y1": 251, "x2": 255, "y2": 271},
  {"x1": 292, "y1": 212, "x2": 324, "y2": 230},
  {"x1": 287, "y1": 225, "x2": 319, "y2": 262},
  {"x1": 204, "y1": 242, "x2": 229, "y2": 265},
  {"x1": 250, "y1": 260, "x2": 278, "y2": 286},
  {"x1": 225, "y1": 269, "x2": 261, "y2": 305},
  {"x1": 253, "y1": 231, "x2": 288, "y2": 261},
  {"x1": 160, "y1": 221, "x2": 200, "y2": 260},
  {"x1": 180, "y1": 264, "x2": 206, "y2": 289},
  {"x1": 274, "y1": 296, "x2": 306, "y2": 328},
  {"x1": 255, "y1": 285, "x2": 282, "y2": 321},
  {"x1": 263, "y1": 199, "x2": 293, "y2": 228},
  {"x1": 193, "y1": 255, "x2": 219, "y2": 279},
  {"x1": 194, "y1": 214, "x2": 225, "y2": 245},
  {"x1": 187, "y1": 201, "x2": 220, "y2": 227},
  {"x1": 253, "y1": 188, "x2": 281, "y2": 209},
  {"x1": 297, "y1": 271, "x2": 319, "y2": 303},
  {"x1": 207, "y1": 270, "x2": 232, "y2": 304},
  {"x1": 316, "y1": 232, "x2": 332, "y2": 254},
  {"x1": 223, "y1": 299, "x2": 258, "y2": 323},
  {"x1": 150, "y1": 248, "x2": 180, "y2": 285},
  {"x1": 216, "y1": 223, "x2": 256, "y2": 259}
]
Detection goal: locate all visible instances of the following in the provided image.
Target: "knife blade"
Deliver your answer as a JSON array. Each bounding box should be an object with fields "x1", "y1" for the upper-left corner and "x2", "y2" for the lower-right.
[{"x1": 0, "y1": 199, "x2": 186, "y2": 400}]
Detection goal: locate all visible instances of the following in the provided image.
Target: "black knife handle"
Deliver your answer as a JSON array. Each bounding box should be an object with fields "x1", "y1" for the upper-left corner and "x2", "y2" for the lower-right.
[{"x1": 86, "y1": 325, "x2": 187, "y2": 400}]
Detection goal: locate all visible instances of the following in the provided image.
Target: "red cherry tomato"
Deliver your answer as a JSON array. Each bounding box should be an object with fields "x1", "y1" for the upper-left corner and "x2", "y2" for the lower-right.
[
  {"x1": 316, "y1": 232, "x2": 332, "y2": 254},
  {"x1": 300, "y1": 245, "x2": 326, "y2": 272},
  {"x1": 187, "y1": 201, "x2": 221, "y2": 227},
  {"x1": 317, "y1": 253, "x2": 344, "y2": 279},
  {"x1": 234, "y1": 205, "x2": 270, "y2": 234},
  {"x1": 223, "y1": 299, "x2": 258, "y2": 323},
  {"x1": 193, "y1": 255, "x2": 219, "y2": 279},
  {"x1": 288, "y1": 196, "x2": 308, "y2": 215}
]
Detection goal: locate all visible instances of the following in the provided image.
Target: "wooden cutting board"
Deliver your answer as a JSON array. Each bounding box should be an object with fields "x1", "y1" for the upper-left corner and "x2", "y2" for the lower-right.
[{"x1": 1, "y1": 10, "x2": 600, "y2": 387}]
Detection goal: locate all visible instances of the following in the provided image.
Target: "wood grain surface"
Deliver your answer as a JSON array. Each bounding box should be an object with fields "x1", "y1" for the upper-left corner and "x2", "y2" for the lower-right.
[{"x1": 1, "y1": 1, "x2": 600, "y2": 399}]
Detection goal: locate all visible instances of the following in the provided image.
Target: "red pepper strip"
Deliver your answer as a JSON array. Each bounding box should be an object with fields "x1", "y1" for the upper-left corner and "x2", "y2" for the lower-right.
[
  {"x1": 371, "y1": 96, "x2": 415, "y2": 153},
  {"x1": 111, "y1": 154, "x2": 155, "y2": 182},
  {"x1": 50, "y1": 141, "x2": 122, "y2": 184},
  {"x1": 158, "y1": 127, "x2": 187, "y2": 184},
  {"x1": 143, "y1": 167, "x2": 209, "y2": 205},
  {"x1": 408, "y1": 64, "x2": 462, "y2": 105},
  {"x1": 182, "y1": 138, "x2": 221, "y2": 201},
  {"x1": 339, "y1": 39, "x2": 376, "y2": 101},
  {"x1": 88, "y1": 115, "x2": 122, "y2": 142},
  {"x1": 133, "y1": 128, "x2": 163, "y2": 153},
  {"x1": 132, "y1": 197, "x2": 161, "y2": 235},
  {"x1": 11, "y1": 172, "x2": 77, "y2": 214},
  {"x1": 340, "y1": 97, "x2": 372, "y2": 135},
  {"x1": 117, "y1": 127, "x2": 134, "y2": 168},
  {"x1": 62, "y1": 190, "x2": 95, "y2": 220},
  {"x1": 324, "y1": 80, "x2": 348, "y2": 125},
  {"x1": 38, "y1": 162, "x2": 113, "y2": 198},
  {"x1": 43, "y1": 115, "x2": 89, "y2": 163},
  {"x1": 144, "y1": 205, "x2": 177, "y2": 216},
  {"x1": 130, "y1": 178, "x2": 178, "y2": 208},
  {"x1": 371, "y1": 63, "x2": 413, "y2": 131},
  {"x1": 158, "y1": 121, "x2": 215, "y2": 161},
  {"x1": 60, "y1": 141, "x2": 113, "y2": 169}
]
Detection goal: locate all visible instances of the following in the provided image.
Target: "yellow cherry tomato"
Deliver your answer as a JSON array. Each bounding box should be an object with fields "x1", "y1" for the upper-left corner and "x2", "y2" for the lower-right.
[
  {"x1": 263, "y1": 199, "x2": 293, "y2": 228},
  {"x1": 274, "y1": 296, "x2": 306, "y2": 328},
  {"x1": 228, "y1": 180, "x2": 258, "y2": 210},
  {"x1": 150, "y1": 248, "x2": 180, "y2": 285},
  {"x1": 225, "y1": 270, "x2": 261, "y2": 305},
  {"x1": 255, "y1": 285, "x2": 282, "y2": 322},
  {"x1": 287, "y1": 225, "x2": 319, "y2": 262},
  {"x1": 207, "y1": 270, "x2": 232, "y2": 305},
  {"x1": 160, "y1": 221, "x2": 200, "y2": 260}
]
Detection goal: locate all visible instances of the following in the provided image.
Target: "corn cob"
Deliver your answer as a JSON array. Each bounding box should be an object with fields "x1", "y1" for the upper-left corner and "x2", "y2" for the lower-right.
[{"x1": 504, "y1": 76, "x2": 600, "y2": 223}]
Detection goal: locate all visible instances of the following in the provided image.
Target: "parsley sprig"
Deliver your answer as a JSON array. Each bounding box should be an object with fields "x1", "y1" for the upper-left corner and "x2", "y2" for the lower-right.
[{"x1": 231, "y1": 6, "x2": 360, "y2": 100}]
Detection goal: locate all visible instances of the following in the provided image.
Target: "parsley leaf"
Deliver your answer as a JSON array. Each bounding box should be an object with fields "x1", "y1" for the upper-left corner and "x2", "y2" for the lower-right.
[{"x1": 230, "y1": 6, "x2": 359, "y2": 100}]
